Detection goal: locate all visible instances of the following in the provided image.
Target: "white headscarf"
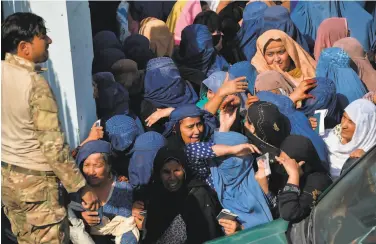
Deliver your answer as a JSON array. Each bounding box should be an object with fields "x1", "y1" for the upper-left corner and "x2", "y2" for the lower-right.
[{"x1": 324, "y1": 99, "x2": 376, "y2": 178}]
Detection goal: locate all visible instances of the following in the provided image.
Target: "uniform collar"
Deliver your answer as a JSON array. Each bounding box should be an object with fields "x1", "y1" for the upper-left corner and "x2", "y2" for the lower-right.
[{"x1": 4, "y1": 53, "x2": 48, "y2": 73}]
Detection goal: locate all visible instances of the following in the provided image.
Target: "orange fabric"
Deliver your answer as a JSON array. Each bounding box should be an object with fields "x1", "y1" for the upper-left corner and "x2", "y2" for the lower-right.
[
  {"x1": 251, "y1": 29, "x2": 316, "y2": 87},
  {"x1": 139, "y1": 17, "x2": 174, "y2": 57}
]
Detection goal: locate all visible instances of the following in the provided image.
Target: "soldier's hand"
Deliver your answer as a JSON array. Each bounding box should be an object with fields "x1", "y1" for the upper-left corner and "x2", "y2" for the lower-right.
[
  {"x1": 81, "y1": 211, "x2": 100, "y2": 226},
  {"x1": 81, "y1": 185, "x2": 100, "y2": 211}
]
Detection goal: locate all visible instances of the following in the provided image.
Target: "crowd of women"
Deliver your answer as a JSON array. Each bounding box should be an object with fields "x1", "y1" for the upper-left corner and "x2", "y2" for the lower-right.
[{"x1": 68, "y1": 1, "x2": 376, "y2": 243}]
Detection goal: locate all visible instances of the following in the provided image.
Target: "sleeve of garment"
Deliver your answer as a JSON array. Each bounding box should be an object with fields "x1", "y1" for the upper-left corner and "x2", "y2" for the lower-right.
[
  {"x1": 185, "y1": 142, "x2": 216, "y2": 161},
  {"x1": 278, "y1": 183, "x2": 313, "y2": 222},
  {"x1": 29, "y1": 73, "x2": 86, "y2": 193},
  {"x1": 202, "y1": 111, "x2": 220, "y2": 139},
  {"x1": 266, "y1": 192, "x2": 279, "y2": 219}
]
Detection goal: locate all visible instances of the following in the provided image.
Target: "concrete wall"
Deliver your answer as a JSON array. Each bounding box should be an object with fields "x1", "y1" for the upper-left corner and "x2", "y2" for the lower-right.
[{"x1": 2, "y1": 0, "x2": 97, "y2": 148}]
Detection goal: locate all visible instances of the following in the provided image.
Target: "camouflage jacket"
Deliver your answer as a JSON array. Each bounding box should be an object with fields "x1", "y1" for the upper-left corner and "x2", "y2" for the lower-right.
[{"x1": 1, "y1": 53, "x2": 86, "y2": 193}]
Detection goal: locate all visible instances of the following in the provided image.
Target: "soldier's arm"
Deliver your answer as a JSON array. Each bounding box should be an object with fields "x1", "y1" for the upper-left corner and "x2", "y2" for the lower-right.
[{"x1": 29, "y1": 73, "x2": 86, "y2": 193}]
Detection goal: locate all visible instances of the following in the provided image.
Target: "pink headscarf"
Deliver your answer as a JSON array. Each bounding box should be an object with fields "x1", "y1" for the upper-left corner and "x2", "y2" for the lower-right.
[
  {"x1": 166, "y1": 0, "x2": 202, "y2": 45},
  {"x1": 255, "y1": 70, "x2": 295, "y2": 94},
  {"x1": 333, "y1": 37, "x2": 376, "y2": 92},
  {"x1": 314, "y1": 17, "x2": 348, "y2": 60}
]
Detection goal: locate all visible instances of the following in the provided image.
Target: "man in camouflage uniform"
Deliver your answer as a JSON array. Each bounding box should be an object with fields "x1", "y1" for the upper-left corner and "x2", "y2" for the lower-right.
[{"x1": 1, "y1": 12, "x2": 100, "y2": 243}]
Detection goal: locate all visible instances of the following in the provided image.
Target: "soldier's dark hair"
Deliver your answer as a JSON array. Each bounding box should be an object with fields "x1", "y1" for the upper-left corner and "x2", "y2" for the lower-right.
[{"x1": 1, "y1": 12, "x2": 47, "y2": 54}]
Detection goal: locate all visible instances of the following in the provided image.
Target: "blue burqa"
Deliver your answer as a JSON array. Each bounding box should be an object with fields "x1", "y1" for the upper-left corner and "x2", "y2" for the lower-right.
[
  {"x1": 291, "y1": 1, "x2": 375, "y2": 51},
  {"x1": 316, "y1": 47, "x2": 367, "y2": 109},
  {"x1": 210, "y1": 131, "x2": 273, "y2": 229},
  {"x1": 236, "y1": 2, "x2": 268, "y2": 61},
  {"x1": 144, "y1": 57, "x2": 198, "y2": 108}
]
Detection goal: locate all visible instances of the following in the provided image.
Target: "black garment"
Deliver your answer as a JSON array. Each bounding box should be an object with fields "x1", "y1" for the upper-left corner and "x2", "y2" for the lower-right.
[
  {"x1": 138, "y1": 100, "x2": 168, "y2": 134},
  {"x1": 280, "y1": 135, "x2": 328, "y2": 175},
  {"x1": 122, "y1": 34, "x2": 156, "y2": 70},
  {"x1": 144, "y1": 147, "x2": 223, "y2": 244},
  {"x1": 93, "y1": 73, "x2": 130, "y2": 120},
  {"x1": 278, "y1": 172, "x2": 332, "y2": 223},
  {"x1": 89, "y1": 1, "x2": 120, "y2": 37},
  {"x1": 219, "y1": 38, "x2": 247, "y2": 65},
  {"x1": 178, "y1": 66, "x2": 207, "y2": 95},
  {"x1": 129, "y1": 1, "x2": 175, "y2": 22},
  {"x1": 194, "y1": 10, "x2": 221, "y2": 33},
  {"x1": 183, "y1": 179, "x2": 224, "y2": 244},
  {"x1": 275, "y1": 135, "x2": 332, "y2": 223}
]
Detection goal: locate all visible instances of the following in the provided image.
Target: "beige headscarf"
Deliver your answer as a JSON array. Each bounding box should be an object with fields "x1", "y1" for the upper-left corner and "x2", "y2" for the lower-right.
[
  {"x1": 251, "y1": 29, "x2": 317, "y2": 87},
  {"x1": 333, "y1": 37, "x2": 376, "y2": 92},
  {"x1": 255, "y1": 70, "x2": 295, "y2": 94},
  {"x1": 139, "y1": 17, "x2": 174, "y2": 57}
]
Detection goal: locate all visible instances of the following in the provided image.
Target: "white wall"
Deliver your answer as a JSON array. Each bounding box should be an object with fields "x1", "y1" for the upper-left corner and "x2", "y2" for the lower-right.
[{"x1": 2, "y1": 0, "x2": 97, "y2": 148}]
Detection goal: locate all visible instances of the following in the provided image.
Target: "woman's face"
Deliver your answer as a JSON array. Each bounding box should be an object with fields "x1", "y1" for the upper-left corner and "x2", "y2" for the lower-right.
[
  {"x1": 179, "y1": 117, "x2": 204, "y2": 144},
  {"x1": 264, "y1": 40, "x2": 291, "y2": 72},
  {"x1": 207, "y1": 89, "x2": 215, "y2": 100},
  {"x1": 341, "y1": 112, "x2": 356, "y2": 144},
  {"x1": 83, "y1": 153, "x2": 109, "y2": 187},
  {"x1": 160, "y1": 160, "x2": 185, "y2": 192}
]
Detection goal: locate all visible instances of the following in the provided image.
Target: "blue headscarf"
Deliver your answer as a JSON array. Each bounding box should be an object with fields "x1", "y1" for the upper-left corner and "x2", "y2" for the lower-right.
[
  {"x1": 200, "y1": 71, "x2": 234, "y2": 99},
  {"x1": 144, "y1": 57, "x2": 198, "y2": 108},
  {"x1": 163, "y1": 104, "x2": 218, "y2": 139},
  {"x1": 92, "y1": 72, "x2": 130, "y2": 119},
  {"x1": 316, "y1": 47, "x2": 367, "y2": 108},
  {"x1": 228, "y1": 61, "x2": 257, "y2": 94},
  {"x1": 128, "y1": 132, "x2": 166, "y2": 188},
  {"x1": 105, "y1": 115, "x2": 140, "y2": 152},
  {"x1": 123, "y1": 34, "x2": 155, "y2": 70},
  {"x1": 257, "y1": 91, "x2": 329, "y2": 169},
  {"x1": 228, "y1": 61, "x2": 258, "y2": 109},
  {"x1": 210, "y1": 131, "x2": 272, "y2": 229},
  {"x1": 291, "y1": 1, "x2": 375, "y2": 51},
  {"x1": 93, "y1": 30, "x2": 122, "y2": 53},
  {"x1": 298, "y1": 77, "x2": 341, "y2": 128},
  {"x1": 236, "y1": 2, "x2": 268, "y2": 61},
  {"x1": 76, "y1": 140, "x2": 112, "y2": 167},
  {"x1": 261, "y1": 6, "x2": 311, "y2": 55},
  {"x1": 174, "y1": 24, "x2": 229, "y2": 76}
]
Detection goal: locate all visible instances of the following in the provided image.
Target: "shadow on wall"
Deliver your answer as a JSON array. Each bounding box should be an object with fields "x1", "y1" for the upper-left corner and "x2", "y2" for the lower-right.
[{"x1": 44, "y1": 60, "x2": 76, "y2": 146}]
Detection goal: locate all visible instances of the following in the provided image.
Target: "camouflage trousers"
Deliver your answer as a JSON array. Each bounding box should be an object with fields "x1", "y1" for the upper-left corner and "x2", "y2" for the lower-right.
[{"x1": 1, "y1": 167, "x2": 69, "y2": 244}]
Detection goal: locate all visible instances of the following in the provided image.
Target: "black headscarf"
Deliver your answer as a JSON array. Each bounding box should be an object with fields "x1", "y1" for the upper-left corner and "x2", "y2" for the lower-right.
[
  {"x1": 246, "y1": 101, "x2": 291, "y2": 150},
  {"x1": 122, "y1": 34, "x2": 156, "y2": 70},
  {"x1": 193, "y1": 10, "x2": 221, "y2": 34},
  {"x1": 92, "y1": 72, "x2": 130, "y2": 120},
  {"x1": 280, "y1": 135, "x2": 328, "y2": 175},
  {"x1": 145, "y1": 146, "x2": 190, "y2": 243},
  {"x1": 129, "y1": 1, "x2": 175, "y2": 22},
  {"x1": 268, "y1": 135, "x2": 329, "y2": 195}
]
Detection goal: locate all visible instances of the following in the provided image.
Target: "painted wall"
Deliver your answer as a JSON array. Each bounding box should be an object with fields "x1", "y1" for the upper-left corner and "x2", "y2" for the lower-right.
[{"x1": 2, "y1": 0, "x2": 97, "y2": 148}]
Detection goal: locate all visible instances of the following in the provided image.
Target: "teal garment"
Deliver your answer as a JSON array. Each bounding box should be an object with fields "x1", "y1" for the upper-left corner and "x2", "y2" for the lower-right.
[
  {"x1": 196, "y1": 97, "x2": 209, "y2": 109},
  {"x1": 196, "y1": 97, "x2": 221, "y2": 116}
]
